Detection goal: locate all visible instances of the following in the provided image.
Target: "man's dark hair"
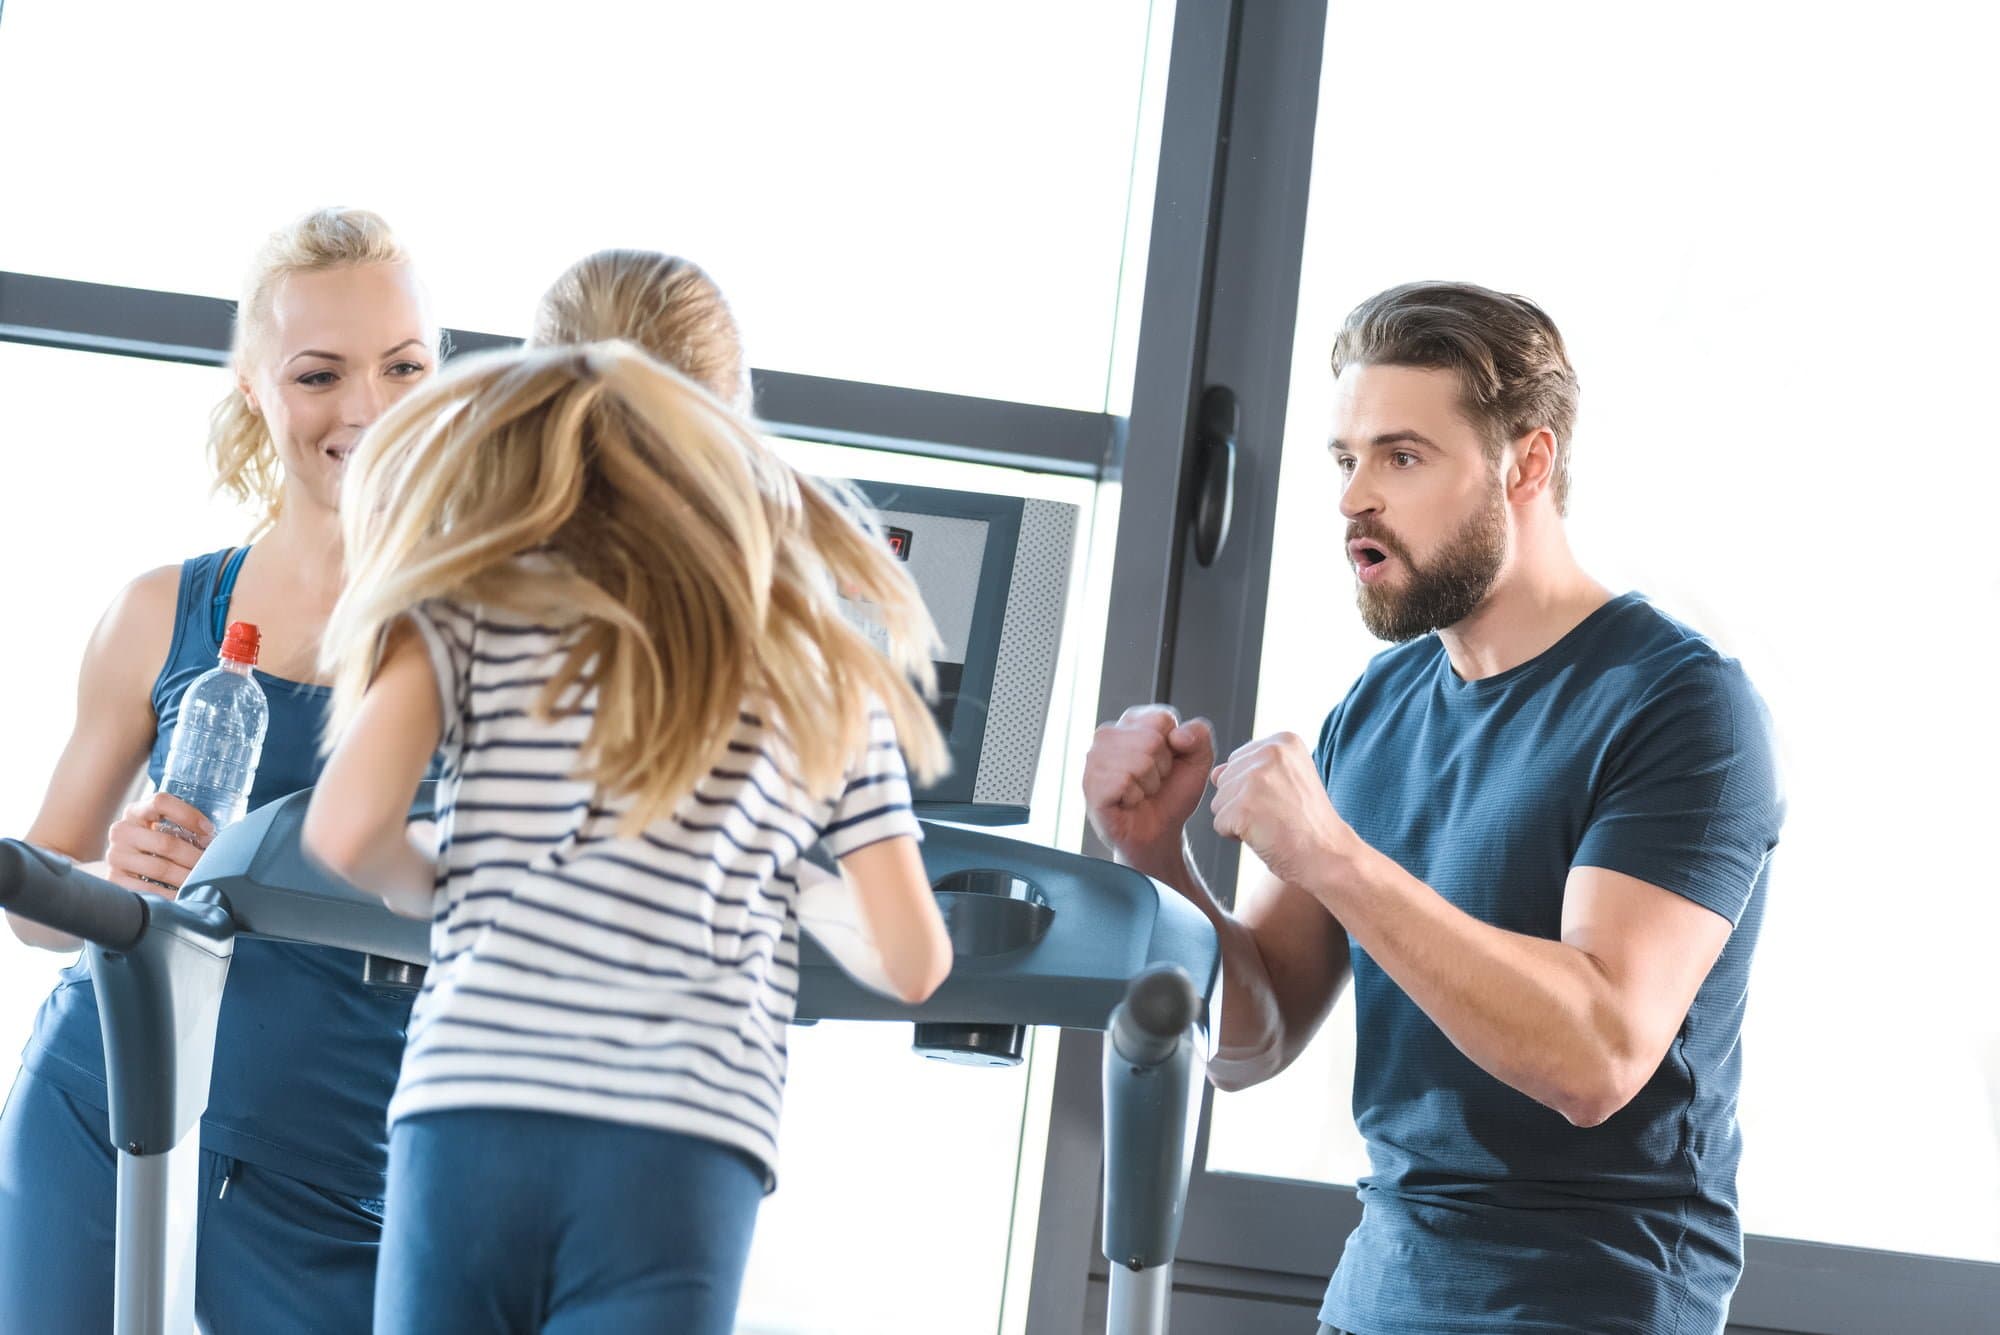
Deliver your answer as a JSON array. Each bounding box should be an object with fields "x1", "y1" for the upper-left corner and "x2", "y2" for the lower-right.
[{"x1": 1332, "y1": 282, "x2": 1580, "y2": 513}]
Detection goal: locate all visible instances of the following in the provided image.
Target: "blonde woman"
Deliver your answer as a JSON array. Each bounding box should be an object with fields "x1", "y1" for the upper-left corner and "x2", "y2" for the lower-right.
[
  {"x1": 303, "y1": 339, "x2": 953, "y2": 1334},
  {"x1": 0, "y1": 207, "x2": 438, "y2": 1330}
]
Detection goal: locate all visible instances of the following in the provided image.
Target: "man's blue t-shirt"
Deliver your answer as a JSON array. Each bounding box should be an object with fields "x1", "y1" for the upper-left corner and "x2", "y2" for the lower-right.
[{"x1": 1315, "y1": 592, "x2": 1782, "y2": 1335}]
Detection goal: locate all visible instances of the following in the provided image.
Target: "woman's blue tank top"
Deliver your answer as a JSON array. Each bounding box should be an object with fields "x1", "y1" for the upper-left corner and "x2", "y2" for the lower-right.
[{"x1": 20, "y1": 547, "x2": 414, "y2": 1197}]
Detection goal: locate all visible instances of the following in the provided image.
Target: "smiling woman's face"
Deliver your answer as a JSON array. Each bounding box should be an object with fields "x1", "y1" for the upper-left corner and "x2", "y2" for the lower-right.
[{"x1": 239, "y1": 261, "x2": 434, "y2": 518}]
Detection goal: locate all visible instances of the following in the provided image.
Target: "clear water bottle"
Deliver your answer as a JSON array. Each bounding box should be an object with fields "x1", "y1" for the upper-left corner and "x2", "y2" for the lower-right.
[{"x1": 159, "y1": 621, "x2": 269, "y2": 837}]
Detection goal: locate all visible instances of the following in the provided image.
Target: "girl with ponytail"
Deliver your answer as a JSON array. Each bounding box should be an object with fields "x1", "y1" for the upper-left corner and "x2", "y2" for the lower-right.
[{"x1": 304, "y1": 337, "x2": 952, "y2": 1335}]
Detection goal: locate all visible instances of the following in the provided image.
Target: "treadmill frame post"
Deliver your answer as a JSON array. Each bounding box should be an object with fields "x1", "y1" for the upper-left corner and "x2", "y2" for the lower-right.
[
  {"x1": 1100, "y1": 967, "x2": 1208, "y2": 1335},
  {"x1": 87, "y1": 886, "x2": 235, "y2": 1335},
  {"x1": 1106, "y1": 1263, "x2": 1173, "y2": 1335}
]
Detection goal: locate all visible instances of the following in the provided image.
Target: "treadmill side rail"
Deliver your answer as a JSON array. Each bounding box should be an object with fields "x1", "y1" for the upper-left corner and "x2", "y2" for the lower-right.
[
  {"x1": 90, "y1": 889, "x2": 234, "y2": 1156},
  {"x1": 186, "y1": 788, "x2": 431, "y2": 967}
]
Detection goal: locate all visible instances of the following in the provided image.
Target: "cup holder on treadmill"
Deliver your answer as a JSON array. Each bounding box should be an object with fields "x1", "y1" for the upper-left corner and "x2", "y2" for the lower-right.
[
  {"x1": 911, "y1": 869, "x2": 1054, "y2": 1067},
  {"x1": 930, "y1": 868, "x2": 1053, "y2": 957}
]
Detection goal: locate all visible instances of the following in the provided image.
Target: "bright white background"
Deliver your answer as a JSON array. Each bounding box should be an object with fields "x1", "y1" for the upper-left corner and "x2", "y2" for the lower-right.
[
  {"x1": 0, "y1": 0, "x2": 1164, "y2": 413},
  {"x1": 1205, "y1": 0, "x2": 2000, "y2": 1266}
]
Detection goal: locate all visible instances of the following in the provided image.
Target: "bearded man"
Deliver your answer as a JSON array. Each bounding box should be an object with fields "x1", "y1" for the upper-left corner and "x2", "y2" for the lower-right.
[{"x1": 1084, "y1": 282, "x2": 1783, "y2": 1335}]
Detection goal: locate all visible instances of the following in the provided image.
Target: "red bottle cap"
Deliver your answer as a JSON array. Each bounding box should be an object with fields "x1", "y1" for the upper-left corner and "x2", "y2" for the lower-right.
[{"x1": 221, "y1": 621, "x2": 262, "y2": 666}]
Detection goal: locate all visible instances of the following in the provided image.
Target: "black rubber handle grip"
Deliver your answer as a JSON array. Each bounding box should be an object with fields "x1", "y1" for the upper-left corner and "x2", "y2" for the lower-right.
[
  {"x1": 1110, "y1": 964, "x2": 1200, "y2": 1067},
  {"x1": 0, "y1": 839, "x2": 147, "y2": 951}
]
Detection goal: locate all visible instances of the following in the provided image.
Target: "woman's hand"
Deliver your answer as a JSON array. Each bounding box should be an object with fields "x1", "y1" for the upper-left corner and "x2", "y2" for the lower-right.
[{"x1": 102, "y1": 793, "x2": 215, "y2": 897}]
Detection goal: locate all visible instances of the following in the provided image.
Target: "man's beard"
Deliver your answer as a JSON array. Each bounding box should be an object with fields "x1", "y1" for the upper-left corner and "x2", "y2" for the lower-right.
[{"x1": 1353, "y1": 487, "x2": 1508, "y2": 643}]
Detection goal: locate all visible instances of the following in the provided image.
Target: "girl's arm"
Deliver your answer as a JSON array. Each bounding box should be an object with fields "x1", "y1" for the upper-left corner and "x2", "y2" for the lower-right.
[
  {"x1": 833, "y1": 836, "x2": 951, "y2": 1005},
  {"x1": 302, "y1": 619, "x2": 443, "y2": 919}
]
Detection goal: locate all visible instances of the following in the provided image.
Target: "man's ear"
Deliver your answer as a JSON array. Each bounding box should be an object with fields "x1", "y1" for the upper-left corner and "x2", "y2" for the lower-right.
[{"x1": 1507, "y1": 427, "x2": 1558, "y2": 504}]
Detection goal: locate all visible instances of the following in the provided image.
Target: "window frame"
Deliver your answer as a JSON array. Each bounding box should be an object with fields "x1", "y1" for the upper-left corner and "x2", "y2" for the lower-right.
[{"x1": 0, "y1": 271, "x2": 1121, "y2": 477}]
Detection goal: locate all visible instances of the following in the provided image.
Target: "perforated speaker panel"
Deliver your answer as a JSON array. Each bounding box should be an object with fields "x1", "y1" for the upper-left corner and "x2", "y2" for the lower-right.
[{"x1": 972, "y1": 498, "x2": 1078, "y2": 807}]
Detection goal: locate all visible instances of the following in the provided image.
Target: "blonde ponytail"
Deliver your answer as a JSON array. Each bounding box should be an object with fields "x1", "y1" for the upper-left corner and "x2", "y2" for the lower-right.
[{"x1": 324, "y1": 342, "x2": 947, "y2": 833}]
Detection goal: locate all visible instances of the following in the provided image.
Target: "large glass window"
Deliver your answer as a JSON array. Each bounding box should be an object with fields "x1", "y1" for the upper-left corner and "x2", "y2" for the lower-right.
[
  {"x1": 1207, "y1": 0, "x2": 2000, "y2": 1265},
  {"x1": 0, "y1": 0, "x2": 1167, "y2": 412}
]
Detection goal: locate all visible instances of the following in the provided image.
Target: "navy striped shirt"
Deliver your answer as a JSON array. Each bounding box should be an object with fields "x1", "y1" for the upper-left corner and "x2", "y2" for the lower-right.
[{"x1": 396, "y1": 600, "x2": 922, "y2": 1188}]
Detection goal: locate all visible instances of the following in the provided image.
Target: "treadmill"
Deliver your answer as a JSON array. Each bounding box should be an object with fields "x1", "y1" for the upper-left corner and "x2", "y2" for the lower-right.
[{"x1": 0, "y1": 481, "x2": 1219, "y2": 1335}]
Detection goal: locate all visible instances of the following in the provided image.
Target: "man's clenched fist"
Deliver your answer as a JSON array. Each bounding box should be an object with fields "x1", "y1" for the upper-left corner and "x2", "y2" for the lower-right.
[
  {"x1": 1208, "y1": 732, "x2": 1356, "y2": 897},
  {"x1": 1083, "y1": 705, "x2": 1215, "y2": 868}
]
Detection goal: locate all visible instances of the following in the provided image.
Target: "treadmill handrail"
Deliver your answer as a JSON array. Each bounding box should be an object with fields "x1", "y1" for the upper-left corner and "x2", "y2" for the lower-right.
[
  {"x1": 0, "y1": 839, "x2": 148, "y2": 951},
  {"x1": 180, "y1": 786, "x2": 433, "y2": 966}
]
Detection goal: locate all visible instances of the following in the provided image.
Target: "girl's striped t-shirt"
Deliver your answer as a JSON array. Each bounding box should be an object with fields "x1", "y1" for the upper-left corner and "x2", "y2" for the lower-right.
[{"x1": 393, "y1": 599, "x2": 922, "y2": 1188}]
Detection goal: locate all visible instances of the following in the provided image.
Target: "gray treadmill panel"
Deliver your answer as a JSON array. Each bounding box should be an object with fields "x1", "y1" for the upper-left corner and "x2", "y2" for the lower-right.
[
  {"x1": 795, "y1": 820, "x2": 1217, "y2": 1030},
  {"x1": 842, "y1": 481, "x2": 1077, "y2": 826},
  {"x1": 171, "y1": 789, "x2": 1217, "y2": 1034}
]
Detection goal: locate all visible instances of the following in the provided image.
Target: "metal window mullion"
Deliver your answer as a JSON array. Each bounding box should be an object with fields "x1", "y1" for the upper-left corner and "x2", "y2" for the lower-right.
[
  {"x1": 1025, "y1": 1, "x2": 1238, "y2": 1329},
  {"x1": 1153, "y1": 0, "x2": 1325, "y2": 907},
  {"x1": 0, "y1": 272, "x2": 231, "y2": 367},
  {"x1": 0, "y1": 271, "x2": 1118, "y2": 475},
  {"x1": 752, "y1": 369, "x2": 1117, "y2": 477},
  {"x1": 1029, "y1": 0, "x2": 1329, "y2": 1329}
]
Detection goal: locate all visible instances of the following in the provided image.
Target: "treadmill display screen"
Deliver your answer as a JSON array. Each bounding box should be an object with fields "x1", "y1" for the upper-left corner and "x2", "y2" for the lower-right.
[
  {"x1": 832, "y1": 480, "x2": 1072, "y2": 825},
  {"x1": 837, "y1": 510, "x2": 988, "y2": 735}
]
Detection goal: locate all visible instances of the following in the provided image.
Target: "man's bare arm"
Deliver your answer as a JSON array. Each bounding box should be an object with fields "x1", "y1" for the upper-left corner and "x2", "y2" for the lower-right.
[
  {"x1": 1315, "y1": 849, "x2": 1728, "y2": 1125},
  {"x1": 1083, "y1": 706, "x2": 1351, "y2": 1091},
  {"x1": 1205, "y1": 727, "x2": 1734, "y2": 1127}
]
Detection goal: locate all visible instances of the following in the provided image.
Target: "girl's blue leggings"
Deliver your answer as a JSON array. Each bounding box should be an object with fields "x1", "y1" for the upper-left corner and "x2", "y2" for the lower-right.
[{"x1": 375, "y1": 1107, "x2": 763, "y2": 1335}]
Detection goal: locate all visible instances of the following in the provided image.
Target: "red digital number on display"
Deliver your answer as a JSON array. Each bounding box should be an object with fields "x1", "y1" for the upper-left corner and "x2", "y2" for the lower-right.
[{"x1": 885, "y1": 527, "x2": 914, "y2": 561}]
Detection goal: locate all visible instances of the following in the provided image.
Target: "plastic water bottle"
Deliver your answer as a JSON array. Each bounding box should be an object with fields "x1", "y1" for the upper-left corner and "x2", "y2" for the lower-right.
[{"x1": 159, "y1": 621, "x2": 269, "y2": 837}]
